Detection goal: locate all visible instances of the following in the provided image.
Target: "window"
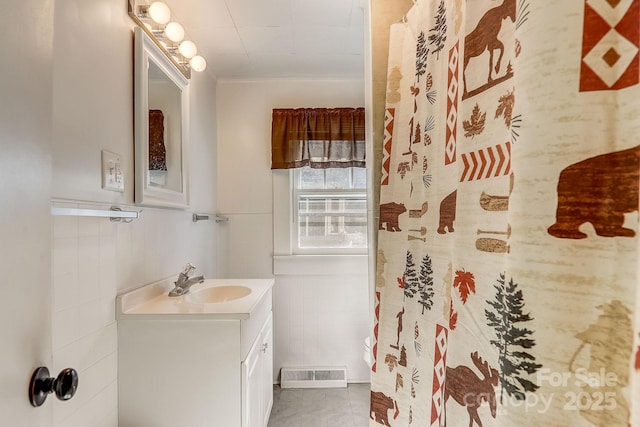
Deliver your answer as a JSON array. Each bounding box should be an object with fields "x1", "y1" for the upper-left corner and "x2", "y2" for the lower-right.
[{"x1": 293, "y1": 167, "x2": 367, "y2": 253}]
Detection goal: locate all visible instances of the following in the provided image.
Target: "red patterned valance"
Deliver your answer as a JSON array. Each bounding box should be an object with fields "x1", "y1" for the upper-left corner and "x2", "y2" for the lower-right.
[{"x1": 271, "y1": 107, "x2": 366, "y2": 169}]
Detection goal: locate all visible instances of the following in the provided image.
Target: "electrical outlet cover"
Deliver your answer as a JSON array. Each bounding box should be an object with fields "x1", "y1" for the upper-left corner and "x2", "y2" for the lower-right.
[{"x1": 101, "y1": 150, "x2": 125, "y2": 192}]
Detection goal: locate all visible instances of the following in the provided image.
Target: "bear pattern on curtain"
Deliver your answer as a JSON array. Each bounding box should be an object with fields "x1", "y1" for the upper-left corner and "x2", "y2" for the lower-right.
[{"x1": 371, "y1": 1, "x2": 639, "y2": 426}]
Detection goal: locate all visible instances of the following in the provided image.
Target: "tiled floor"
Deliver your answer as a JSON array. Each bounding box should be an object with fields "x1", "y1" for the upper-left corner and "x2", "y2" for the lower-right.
[{"x1": 267, "y1": 383, "x2": 370, "y2": 427}]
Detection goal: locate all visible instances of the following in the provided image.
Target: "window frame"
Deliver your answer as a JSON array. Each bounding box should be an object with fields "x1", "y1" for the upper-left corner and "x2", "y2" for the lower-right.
[{"x1": 291, "y1": 168, "x2": 368, "y2": 255}]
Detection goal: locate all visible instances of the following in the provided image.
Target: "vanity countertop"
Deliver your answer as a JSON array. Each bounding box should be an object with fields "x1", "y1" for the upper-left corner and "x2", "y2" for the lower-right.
[{"x1": 117, "y1": 277, "x2": 274, "y2": 320}]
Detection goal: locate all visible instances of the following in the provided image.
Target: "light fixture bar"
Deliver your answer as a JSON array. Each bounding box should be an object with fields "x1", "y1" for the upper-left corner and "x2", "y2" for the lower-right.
[{"x1": 128, "y1": 0, "x2": 207, "y2": 77}]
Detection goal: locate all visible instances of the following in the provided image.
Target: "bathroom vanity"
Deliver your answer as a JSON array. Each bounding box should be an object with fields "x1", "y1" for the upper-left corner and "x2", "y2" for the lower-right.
[{"x1": 117, "y1": 278, "x2": 274, "y2": 427}]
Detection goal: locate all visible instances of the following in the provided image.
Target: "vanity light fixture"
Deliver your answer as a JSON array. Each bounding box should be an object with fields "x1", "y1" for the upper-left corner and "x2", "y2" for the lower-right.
[
  {"x1": 190, "y1": 55, "x2": 207, "y2": 72},
  {"x1": 148, "y1": 1, "x2": 171, "y2": 24},
  {"x1": 179, "y1": 40, "x2": 197, "y2": 58},
  {"x1": 129, "y1": 0, "x2": 207, "y2": 76},
  {"x1": 164, "y1": 21, "x2": 185, "y2": 43}
]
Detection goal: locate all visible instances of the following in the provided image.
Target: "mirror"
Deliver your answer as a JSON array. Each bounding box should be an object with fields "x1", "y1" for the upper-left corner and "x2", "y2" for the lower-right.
[{"x1": 133, "y1": 26, "x2": 190, "y2": 208}]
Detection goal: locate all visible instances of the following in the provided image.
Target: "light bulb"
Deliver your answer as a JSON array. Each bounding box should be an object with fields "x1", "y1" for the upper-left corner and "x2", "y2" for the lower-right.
[
  {"x1": 148, "y1": 2, "x2": 171, "y2": 25},
  {"x1": 164, "y1": 22, "x2": 184, "y2": 43},
  {"x1": 190, "y1": 55, "x2": 207, "y2": 72},
  {"x1": 178, "y1": 40, "x2": 197, "y2": 59}
]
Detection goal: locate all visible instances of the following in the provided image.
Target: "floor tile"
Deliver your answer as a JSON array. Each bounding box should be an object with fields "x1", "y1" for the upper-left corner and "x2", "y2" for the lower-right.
[{"x1": 268, "y1": 384, "x2": 370, "y2": 427}]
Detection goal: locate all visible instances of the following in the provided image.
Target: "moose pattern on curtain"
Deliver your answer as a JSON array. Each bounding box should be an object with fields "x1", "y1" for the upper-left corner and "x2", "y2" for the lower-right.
[{"x1": 371, "y1": 1, "x2": 640, "y2": 426}]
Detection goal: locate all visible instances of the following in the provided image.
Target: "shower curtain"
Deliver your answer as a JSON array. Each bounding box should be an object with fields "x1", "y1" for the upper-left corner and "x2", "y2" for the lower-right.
[{"x1": 371, "y1": 1, "x2": 639, "y2": 426}]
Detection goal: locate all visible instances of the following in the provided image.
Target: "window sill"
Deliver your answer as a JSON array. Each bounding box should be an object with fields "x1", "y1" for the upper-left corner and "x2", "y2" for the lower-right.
[{"x1": 273, "y1": 255, "x2": 368, "y2": 276}]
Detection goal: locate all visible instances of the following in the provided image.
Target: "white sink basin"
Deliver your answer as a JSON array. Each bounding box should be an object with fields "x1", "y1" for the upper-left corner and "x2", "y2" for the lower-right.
[
  {"x1": 186, "y1": 285, "x2": 252, "y2": 304},
  {"x1": 117, "y1": 278, "x2": 273, "y2": 319}
]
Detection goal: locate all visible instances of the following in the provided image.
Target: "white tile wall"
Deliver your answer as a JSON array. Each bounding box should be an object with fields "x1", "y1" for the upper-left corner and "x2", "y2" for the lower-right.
[
  {"x1": 216, "y1": 213, "x2": 274, "y2": 278},
  {"x1": 51, "y1": 201, "x2": 217, "y2": 427},
  {"x1": 274, "y1": 273, "x2": 371, "y2": 382}
]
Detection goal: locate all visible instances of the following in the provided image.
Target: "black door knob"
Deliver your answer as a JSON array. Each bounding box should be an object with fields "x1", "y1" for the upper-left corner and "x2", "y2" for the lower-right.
[{"x1": 29, "y1": 367, "x2": 79, "y2": 407}]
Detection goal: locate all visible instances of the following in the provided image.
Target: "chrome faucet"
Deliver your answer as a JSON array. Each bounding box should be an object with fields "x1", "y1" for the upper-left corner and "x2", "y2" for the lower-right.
[{"x1": 168, "y1": 263, "x2": 205, "y2": 297}]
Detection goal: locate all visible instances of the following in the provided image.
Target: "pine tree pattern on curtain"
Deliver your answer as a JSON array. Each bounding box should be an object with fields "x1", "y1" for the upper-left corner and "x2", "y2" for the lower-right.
[{"x1": 371, "y1": 1, "x2": 640, "y2": 426}]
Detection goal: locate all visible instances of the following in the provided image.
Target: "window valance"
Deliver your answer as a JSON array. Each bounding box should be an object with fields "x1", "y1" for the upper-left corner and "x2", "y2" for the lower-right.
[{"x1": 271, "y1": 107, "x2": 366, "y2": 169}]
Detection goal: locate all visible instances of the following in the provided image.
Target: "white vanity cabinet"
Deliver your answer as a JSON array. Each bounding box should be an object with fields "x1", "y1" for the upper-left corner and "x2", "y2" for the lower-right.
[{"x1": 117, "y1": 278, "x2": 274, "y2": 427}]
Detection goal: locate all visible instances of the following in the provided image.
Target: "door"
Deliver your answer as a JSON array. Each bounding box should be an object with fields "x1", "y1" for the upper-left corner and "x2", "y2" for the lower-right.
[
  {"x1": 0, "y1": 0, "x2": 54, "y2": 425},
  {"x1": 260, "y1": 315, "x2": 273, "y2": 426},
  {"x1": 243, "y1": 313, "x2": 274, "y2": 427},
  {"x1": 242, "y1": 335, "x2": 262, "y2": 427}
]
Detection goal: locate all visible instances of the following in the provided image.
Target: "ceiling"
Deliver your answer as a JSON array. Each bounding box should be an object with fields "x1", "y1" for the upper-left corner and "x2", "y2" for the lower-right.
[{"x1": 161, "y1": 0, "x2": 366, "y2": 80}]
